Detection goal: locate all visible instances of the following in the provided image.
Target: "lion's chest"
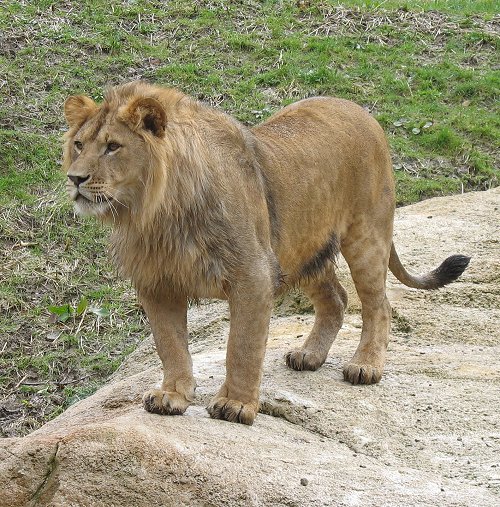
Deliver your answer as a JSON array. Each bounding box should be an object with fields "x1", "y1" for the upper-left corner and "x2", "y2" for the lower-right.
[{"x1": 110, "y1": 228, "x2": 229, "y2": 297}]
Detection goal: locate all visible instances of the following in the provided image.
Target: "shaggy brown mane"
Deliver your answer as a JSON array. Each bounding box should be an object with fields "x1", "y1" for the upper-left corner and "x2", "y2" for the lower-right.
[{"x1": 106, "y1": 82, "x2": 261, "y2": 296}]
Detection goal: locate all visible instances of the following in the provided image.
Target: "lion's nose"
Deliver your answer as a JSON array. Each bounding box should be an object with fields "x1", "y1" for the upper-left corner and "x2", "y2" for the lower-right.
[{"x1": 68, "y1": 174, "x2": 90, "y2": 187}]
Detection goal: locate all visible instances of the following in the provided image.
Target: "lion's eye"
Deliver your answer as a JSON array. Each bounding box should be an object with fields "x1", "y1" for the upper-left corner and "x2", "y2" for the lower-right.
[
  {"x1": 74, "y1": 141, "x2": 83, "y2": 151},
  {"x1": 107, "y1": 142, "x2": 121, "y2": 152}
]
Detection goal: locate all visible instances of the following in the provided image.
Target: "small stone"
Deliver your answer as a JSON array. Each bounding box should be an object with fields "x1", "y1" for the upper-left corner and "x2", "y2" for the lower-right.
[{"x1": 300, "y1": 478, "x2": 309, "y2": 486}]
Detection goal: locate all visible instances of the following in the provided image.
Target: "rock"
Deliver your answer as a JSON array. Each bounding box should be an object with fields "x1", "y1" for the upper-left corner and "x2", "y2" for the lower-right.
[{"x1": 1, "y1": 188, "x2": 499, "y2": 506}]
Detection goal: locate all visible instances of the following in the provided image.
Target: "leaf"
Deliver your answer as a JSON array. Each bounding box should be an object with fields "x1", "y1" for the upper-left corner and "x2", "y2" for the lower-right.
[
  {"x1": 90, "y1": 306, "x2": 110, "y2": 318},
  {"x1": 48, "y1": 304, "x2": 72, "y2": 316},
  {"x1": 48, "y1": 304, "x2": 74, "y2": 323},
  {"x1": 412, "y1": 127, "x2": 421, "y2": 135},
  {"x1": 393, "y1": 118, "x2": 408, "y2": 127},
  {"x1": 423, "y1": 121, "x2": 433, "y2": 129},
  {"x1": 58, "y1": 311, "x2": 72, "y2": 323},
  {"x1": 76, "y1": 297, "x2": 88, "y2": 316}
]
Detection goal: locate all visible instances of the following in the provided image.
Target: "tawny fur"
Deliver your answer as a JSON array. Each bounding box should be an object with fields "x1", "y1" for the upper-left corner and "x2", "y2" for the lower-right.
[{"x1": 63, "y1": 81, "x2": 469, "y2": 425}]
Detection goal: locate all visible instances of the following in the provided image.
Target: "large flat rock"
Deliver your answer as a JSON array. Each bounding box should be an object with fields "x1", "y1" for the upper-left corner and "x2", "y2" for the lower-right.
[{"x1": 1, "y1": 188, "x2": 499, "y2": 506}]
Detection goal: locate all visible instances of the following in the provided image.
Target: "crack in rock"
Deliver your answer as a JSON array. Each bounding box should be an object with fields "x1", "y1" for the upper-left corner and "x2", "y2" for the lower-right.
[{"x1": 28, "y1": 441, "x2": 61, "y2": 507}]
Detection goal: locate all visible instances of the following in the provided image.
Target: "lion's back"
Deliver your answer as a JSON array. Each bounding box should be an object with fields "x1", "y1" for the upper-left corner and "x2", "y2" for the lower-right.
[
  {"x1": 253, "y1": 96, "x2": 386, "y2": 156},
  {"x1": 251, "y1": 96, "x2": 395, "y2": 278}
]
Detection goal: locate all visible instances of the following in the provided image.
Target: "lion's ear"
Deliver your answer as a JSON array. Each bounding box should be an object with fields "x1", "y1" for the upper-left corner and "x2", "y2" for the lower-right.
[
  {"x1": 120, "y1": 97, "x2": 166, "y2": 138},
  {"x1": 64, "y1": 95, "x2": 98, "y2": 128}
]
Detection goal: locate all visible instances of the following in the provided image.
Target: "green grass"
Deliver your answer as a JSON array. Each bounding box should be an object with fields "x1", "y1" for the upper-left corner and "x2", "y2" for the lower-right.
[
  {"x1": 339, "y1": 0, "x2": 497, "y2": 13},
  {"x1": 0, "y1": 0, "x2": 498, "y2": 436}
]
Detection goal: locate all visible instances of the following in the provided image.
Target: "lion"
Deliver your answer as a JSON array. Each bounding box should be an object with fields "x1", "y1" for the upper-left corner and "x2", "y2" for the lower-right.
[{"x1": 63, "y1": 81, "x2": 469, "y2": 425}]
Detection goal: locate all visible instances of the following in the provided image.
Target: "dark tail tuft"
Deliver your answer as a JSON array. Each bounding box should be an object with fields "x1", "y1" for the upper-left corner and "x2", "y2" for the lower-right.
[
  {"x1": 430, "y1": 255, "x2": 471, "y2": 288},
  {"x1": 389, "y1": 243, "x2": 471, "y2": 290}
]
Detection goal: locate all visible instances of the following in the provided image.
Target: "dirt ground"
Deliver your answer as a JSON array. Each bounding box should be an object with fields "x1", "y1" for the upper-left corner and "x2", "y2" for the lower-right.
[{"x1": 0, "y1": 188, "x2": 499, "y2": 506}]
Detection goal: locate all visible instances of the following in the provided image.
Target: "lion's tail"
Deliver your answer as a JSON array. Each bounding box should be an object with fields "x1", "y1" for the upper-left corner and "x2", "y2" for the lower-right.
[{"x1": 388, "y1": 243, "x2": 470, "y2": 290}]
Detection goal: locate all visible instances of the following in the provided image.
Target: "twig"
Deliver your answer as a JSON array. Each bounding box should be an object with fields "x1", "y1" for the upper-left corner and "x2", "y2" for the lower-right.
[
  {"x1": 56, "y1": 375, "x2": 89, "y2": 387},
  {"x1": 75, "y1": 306, "x2": 88, "y2": 336},
  {"x1": 15, "y1": 374, "x2": 28, "y2": 389}
]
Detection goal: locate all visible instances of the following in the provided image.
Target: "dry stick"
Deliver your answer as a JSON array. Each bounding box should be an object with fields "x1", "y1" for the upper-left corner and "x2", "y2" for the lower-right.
[
  {"x1": 75, "y1": 306, "x2": 88, "y2": 336},
  {"x1": 15, "y1": 374, "x2": 29, "y2": 389}
]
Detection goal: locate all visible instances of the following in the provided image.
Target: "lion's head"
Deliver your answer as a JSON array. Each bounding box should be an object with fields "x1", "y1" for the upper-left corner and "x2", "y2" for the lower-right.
[{"x1": 62, "y1": 82, "x2": 187, "y2": 225}]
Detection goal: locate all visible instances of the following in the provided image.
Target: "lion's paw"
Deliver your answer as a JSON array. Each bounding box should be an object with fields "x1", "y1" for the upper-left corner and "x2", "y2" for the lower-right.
[
  {"x1": 343, "y1": 362, "x2": 382, "y2": 385},
  {"x1": 285, "y1": 349, "x2": 325, "y2": 371},
  {"x1": 207, "y1": 397, "x2": 258, "y2": 426},
  {"x1": 142, "y1": 389, "x2": 191, "y2": 416}
]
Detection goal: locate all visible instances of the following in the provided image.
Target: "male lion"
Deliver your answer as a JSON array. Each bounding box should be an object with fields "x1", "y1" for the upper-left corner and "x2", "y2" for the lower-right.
[{"x1": 63, "y1": 81, "x2": 469, "y2": 425}]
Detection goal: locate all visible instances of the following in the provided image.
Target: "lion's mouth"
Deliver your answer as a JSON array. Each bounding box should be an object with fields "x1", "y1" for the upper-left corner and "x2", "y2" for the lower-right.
[
  {"x1": 74, "y1": 193, "x2": 115, "y2": 206},
  {"x1": 74, "y1": 193, "x2": 91, "y2": 203},
  {"x1": 74, "y1": 192, "x2": 116, "y2": 217}
]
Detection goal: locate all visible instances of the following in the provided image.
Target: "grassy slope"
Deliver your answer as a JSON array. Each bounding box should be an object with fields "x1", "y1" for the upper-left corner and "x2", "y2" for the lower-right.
[{"x1": 0, "y1": 0, "x2": 498, "y2": 436}]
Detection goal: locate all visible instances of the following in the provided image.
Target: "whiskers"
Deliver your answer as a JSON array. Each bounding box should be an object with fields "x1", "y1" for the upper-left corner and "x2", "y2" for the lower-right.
[
  {"x1": 100, "y1": 192, "x2": 129, "y2": 224},
  {"x1": 109, "y1": 194, "x2": 129, "y2": 210},
  {"x1": 103, "y1": 194, "x2": 118, "y2": 223}
]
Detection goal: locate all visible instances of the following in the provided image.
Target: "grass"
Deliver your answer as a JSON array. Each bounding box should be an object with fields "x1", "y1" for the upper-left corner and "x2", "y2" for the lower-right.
[{"x1": 0, "y1": 0, "x2": 498, "y2": 436}]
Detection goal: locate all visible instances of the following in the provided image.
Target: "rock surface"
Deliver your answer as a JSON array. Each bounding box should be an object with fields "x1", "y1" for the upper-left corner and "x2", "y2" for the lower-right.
[{"x1": 1, "y1": 188, "x2": 499, "y2": 507}]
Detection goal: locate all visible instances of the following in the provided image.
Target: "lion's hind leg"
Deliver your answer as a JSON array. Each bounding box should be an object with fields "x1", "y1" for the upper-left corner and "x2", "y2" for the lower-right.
[
  {"x1": 341, "y1": 233, "x2": 392, "y2": 385},
  {"x1": 285, "y1": 269, "x2": 347, "y2": 372}
]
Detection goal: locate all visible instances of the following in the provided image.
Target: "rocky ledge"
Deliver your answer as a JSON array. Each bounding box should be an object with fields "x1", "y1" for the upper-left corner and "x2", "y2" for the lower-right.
[{"x1": 1, "y1": 188, "x2": 499, "y2": 507}]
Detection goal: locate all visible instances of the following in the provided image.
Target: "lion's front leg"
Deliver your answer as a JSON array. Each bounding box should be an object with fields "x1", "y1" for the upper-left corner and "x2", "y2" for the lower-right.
[
  {"x1": 207, "y1": 271, "x2": 274, "y2": 425},
  {"x1": 140, "y1": 291, "x2": 195, "y2": 416}
]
